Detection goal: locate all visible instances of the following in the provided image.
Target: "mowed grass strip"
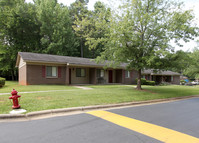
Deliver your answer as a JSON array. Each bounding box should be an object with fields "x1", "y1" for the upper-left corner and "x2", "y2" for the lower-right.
[
  {"x1": 0, "y1": 81, "x2": 77, "y2": 93},
  {"x1": 0, "y1": 82, "x2": 199, "y2": 114}
]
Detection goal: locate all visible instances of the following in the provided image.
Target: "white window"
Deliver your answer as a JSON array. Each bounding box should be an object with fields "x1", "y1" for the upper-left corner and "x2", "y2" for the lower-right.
[
  {"x1": 97, "y1": 69, "x2": 104, "y2": 77},
  {"x1": 171, "y1": 76, "x2": 173, "y2": 82},
  {"x1": 46, "y1": 66, "x2": 57, "y2": 77},
  {"x1": 76, "y1": 68, "x2": 86, "y2": 77},
  {"x1": 125, "y1": 71, "x2": 130, "y2": 78}
]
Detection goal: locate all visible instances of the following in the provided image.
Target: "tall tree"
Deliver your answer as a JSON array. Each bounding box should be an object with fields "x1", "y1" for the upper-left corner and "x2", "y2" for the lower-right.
[
  {"x1": 0, "y1": 0, "x2": 79, "y2": 80},
  {"x1": 35, "y1": 0, "x2": 78, "y2": 56},
  {"x1": 147, "y1": 50, "x2": 192, "y2": 74},
  {"x1": 0, "y1": 0, "x2": 41, "y2": 80},
  {"x1": 184, "y1": 48, "x2": 199, "y2": 79},
  {"x1": 94, "y1": 0, "x2": 199, "y2": 90},
  {"x1": 73, "y1": 1, "x2": 111, "y2": 58},
  {"x1": 69, "y1": 0, "x2": 89, "y2": 57},
  {"x1": 169, "y1": 50, "x2": 191, "y2": 74}
]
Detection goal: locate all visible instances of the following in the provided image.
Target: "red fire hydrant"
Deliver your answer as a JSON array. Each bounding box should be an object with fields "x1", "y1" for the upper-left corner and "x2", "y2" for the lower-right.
[{"x1": 9, "y1": 89, "x2": 21, "y2": 109}]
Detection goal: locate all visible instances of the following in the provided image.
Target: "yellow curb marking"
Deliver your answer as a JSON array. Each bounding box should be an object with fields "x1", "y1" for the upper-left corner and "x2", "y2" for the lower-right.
[{"x1": 87, "y1": 110, "x2": 199, "y2": 143}]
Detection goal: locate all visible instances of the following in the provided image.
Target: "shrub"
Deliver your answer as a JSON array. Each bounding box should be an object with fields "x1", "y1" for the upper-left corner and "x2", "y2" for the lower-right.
[
  {"x1": 0, "y1": 77, "x2": 5, "y2": 87},
  {"x1": 136, "y1": 78, "x2": 147, "y2": 85},
  {"x1": 146, "y1": 81, "x2": 155, "y2": 86},
  {"x1": 136, "y1": 78, "x2": 155, "y2": 86},
  {"x1": 180, "y1": 80, "x2": 186, "y2": 85}
]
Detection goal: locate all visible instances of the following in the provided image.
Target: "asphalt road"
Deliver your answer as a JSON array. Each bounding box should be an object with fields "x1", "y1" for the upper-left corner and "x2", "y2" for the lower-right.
[{"x1": 1, "y1": 98, "x2": 199, "y2": 143}]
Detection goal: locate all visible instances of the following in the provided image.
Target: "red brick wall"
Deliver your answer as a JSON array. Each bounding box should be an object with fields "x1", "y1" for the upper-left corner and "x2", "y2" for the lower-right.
[
  {"x1": 27, "y1": 65, "x2": 66, "y2": 85},
  {"x1": 22, "y1": 64, "x2": 141, "y2": 85},
  {"x1": 171, "y1": 75, "x2": 180, "y2": 85},
  {"x1": 123, "y1": 69, "x2": 138, "y2": 84}
]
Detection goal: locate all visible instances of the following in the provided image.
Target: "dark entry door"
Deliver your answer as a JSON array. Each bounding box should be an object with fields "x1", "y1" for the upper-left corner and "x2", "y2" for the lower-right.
[
  {"x1": 69, "y1": 69, "x2": 71, "y2": 84},
  {"x1": 109, "y1": 70, "x2": 113, "y2": 83}
]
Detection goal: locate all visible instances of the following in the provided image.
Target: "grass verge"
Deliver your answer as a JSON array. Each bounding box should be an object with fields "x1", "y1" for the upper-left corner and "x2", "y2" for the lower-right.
[{"x1": 0, "y1": 82, "x2": 198, "y2": 114}]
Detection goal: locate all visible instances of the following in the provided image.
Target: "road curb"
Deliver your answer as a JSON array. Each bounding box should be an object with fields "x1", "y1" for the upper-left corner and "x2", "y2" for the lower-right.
[
  {"x1": 0, "y1": 114, "x2": 26, "y2": 119},
  {"x1": 26, "y1": 110, "x2": 52, "y2": 118},
  {"x1": 1, "y1": 95, "x2": 198, "y2": 121}
]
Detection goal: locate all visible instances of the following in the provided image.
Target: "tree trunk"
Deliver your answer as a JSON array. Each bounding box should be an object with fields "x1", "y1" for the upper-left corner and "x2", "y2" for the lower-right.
[
  {"x1": 11, "y1": 70, "x2": 15, "y2": 81},
  {"x1": 80, "y1": 38, "x2": 83, "y2": 57},
  {"x1": 136, "y1": 69, "x2": 142, "y2": 90}
]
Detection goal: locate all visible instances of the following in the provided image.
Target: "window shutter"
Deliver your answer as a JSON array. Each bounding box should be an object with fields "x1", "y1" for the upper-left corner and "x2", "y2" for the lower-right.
[
  {"x1": 42, "y1": 66, "x2": 46, "y2": 77},
  {"x1": 58, "y1": 67, "x2": 61, "y2": 78}
]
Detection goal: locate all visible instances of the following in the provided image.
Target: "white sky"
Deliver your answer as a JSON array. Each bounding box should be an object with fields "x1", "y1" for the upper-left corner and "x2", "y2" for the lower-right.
[{"x1": 25, "y1": 0, "x2": 199, "y2": 52}]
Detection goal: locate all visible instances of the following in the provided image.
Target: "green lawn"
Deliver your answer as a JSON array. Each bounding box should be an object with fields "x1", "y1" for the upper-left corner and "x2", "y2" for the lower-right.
[
  {"x1": 0, "y1": 81, "x2": 77, "y2": 93},
  {"x1": 0, "y1": 81, "x2": 199, "y2": 114}
]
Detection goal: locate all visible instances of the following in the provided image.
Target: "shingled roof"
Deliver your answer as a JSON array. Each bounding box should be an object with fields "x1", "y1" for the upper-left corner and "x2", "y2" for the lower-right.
[
  {"x1": 17, "y1": 52, "x2": 127, "y2": 68},
  {"x1": 16, "y1": 52, "x2": 181, "y2": 76},
  {"x1": 142, "y1": 69, "x2": 180, "y2": 76}
]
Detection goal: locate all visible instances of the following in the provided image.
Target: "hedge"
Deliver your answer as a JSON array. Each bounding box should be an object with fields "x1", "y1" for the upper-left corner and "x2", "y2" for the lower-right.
[
  {"x1": 136, "y1": 78, "x2": 146, "y2": 85},
  {"x1": 0, "y1": 77, "x2": 5, "y2": 87},
  {"x1": 136, "y1": 78, "x2": 155, "y2": 86},
  {"x1": 145, "y1": 81, "x2": 155, "y2": 86}
]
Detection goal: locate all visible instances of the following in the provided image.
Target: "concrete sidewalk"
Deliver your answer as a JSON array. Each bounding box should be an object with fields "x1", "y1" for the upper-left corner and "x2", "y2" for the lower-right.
[
  {"x1": 0, "y1": 86, "x2": 93, "y2": 96},
  {"x1": 0, "y1": 90, "x2": 77, "y2": 96},
  {"x1": 73, "y1": 86, "x2": 93, "y2": 90}
]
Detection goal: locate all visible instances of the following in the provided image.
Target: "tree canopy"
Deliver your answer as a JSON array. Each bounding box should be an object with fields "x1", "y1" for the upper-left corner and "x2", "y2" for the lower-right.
[
  {"x1": 72, "y1": 1, "x2": 111, "y2": 58},
  {"x1": 184, "y1": 48, "x2": 199, "y2": 79},
  {"x1": 93, "y1": 0, "x2": 198, "y2": 89},
  {"x1": 0, "y1": 0, "x2": 95, "y2": 79},
  {"x1": 0, "y1": 0, "x2": 198, "y2": 85}
]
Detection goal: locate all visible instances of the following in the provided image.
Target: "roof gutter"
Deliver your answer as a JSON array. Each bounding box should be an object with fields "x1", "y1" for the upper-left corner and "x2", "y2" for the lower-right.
[{"x1": 67, "y1": 63, "x2": 125, "y2": 69}]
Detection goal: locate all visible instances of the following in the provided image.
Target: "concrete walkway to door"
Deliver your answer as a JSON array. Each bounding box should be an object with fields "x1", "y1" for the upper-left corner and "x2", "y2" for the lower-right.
[
  {"x1": 73, "y1": 86, "x2": 93, "y2": 90},
  {"x1": 0, "y1": 86, "x2": 93, "y2": 96}
]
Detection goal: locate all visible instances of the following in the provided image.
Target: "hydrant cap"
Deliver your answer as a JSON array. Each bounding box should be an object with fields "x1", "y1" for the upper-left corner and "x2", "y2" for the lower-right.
[{"x1": 11, "y1": 89, "x2": 18, "y2": 95}]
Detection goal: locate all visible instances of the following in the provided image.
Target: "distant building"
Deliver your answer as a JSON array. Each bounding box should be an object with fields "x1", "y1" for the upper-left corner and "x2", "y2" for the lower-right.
[{"x1": 142, "y1": 69, "x2": 180, "y2": 85}]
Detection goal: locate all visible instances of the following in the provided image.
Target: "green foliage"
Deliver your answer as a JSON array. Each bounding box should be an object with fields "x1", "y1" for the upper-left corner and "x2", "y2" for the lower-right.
[
  {"x1": 71, "y1": 1, "x2": 111, "y2": 58},
  {"x1": 136, "y1": 78, "x2": 155, "y2": 86},
  {"x1": 165, "y1": 50, "x2": 191, "y2": 74},
  {"x1": 35, "y1": 0, "x2": 78, "y2": 56},
  {"x1": 94, "y1": 0, "x2": 198, "y2": 89},
  {"x1": 136, "y1": 78, "x2": 146, "y2": 85},
  {"x1": 69, "y1": 0, "x2": 90, "y2": 57},
  {"x1": 0, "y1": 0, "x2": 39, "y2": 79},
  {"x1": 0, "y1": 77, "x2": 5, "y2": 87},
  {"x1": 0, "y1": 0, "x2": 81, "y2": 79},
  {"x1": 1, "y1": 82, "x2": 199, "y2": 114},
  {"x1": 149, "y1": 50, "x2": 192, "y2": 74},
  {"x1": 0, "y1": 82, "x2": 195, "y2": 113},
  {"x1": 0, "y1": 0, "x2": 198, "y2": 84},
  {"x1": 184, "y1": 48, "x2": 199, "y2": 79},
  {"x1": 180, "y1": 80, "x2": 186, "y2": 85},
  {"x1": 145, "y1": 81, "x2": 155, "y2": 86}
]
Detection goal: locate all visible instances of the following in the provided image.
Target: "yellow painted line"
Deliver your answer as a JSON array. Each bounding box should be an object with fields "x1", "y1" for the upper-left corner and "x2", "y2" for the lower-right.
[{"x1": 87, "y1": 110, "x2": 199, "y2": 143}]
